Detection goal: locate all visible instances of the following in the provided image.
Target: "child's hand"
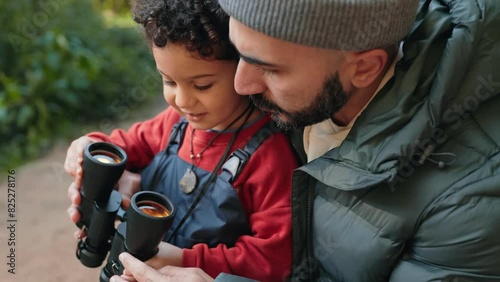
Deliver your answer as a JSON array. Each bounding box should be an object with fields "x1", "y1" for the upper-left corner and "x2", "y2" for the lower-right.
[
  {"x1": 144, "y1": 242, "x2": 183, "y2": 270},
  {"x1": 64, "y1": 136, "x2": 97, "y2": 188},
  {"x1": 113, "y1": 170, "x2": 142, "y2": 209},
  {"x1": 67, "y1": 170, "x2": 142, "y2": 238}
]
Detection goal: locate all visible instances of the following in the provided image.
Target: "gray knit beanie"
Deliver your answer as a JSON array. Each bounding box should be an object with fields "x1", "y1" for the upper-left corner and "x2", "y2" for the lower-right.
[{"x1": 218, "y1": 0, "x2": 420, "y2": 51}]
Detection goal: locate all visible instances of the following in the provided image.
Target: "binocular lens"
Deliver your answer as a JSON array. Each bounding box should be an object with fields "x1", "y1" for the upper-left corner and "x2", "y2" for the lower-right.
[
  {"x1": 90, "y1": 150, "x2": 122, "y2": 164},
  {"x1": 137, "y1": 200, "x2": 171, "y2": 218}
]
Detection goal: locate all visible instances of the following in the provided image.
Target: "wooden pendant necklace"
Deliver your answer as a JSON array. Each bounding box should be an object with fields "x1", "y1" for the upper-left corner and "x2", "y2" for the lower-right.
[{"x1": 179, "y1": 104, "x2": 253, "y2": 194}]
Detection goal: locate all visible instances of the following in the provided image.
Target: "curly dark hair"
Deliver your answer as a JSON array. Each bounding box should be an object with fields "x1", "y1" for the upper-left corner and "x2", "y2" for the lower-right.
[{"x1": 131, "y1": 0, "x2": 238, "y2": 61}]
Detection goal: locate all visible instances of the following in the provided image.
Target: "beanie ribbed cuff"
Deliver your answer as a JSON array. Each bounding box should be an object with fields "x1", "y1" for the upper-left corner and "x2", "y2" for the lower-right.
[{"x1": 219, "y1": 0, "x2": 420, "y2": 51}]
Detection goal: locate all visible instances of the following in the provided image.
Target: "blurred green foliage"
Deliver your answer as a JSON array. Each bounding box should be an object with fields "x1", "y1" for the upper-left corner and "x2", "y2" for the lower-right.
[
  {"x1": 0, "y1": 0, "x2": 160, "y2": 171},
  {"x1": 92, "y1": 0, "x2": 132, "y2": 15}
]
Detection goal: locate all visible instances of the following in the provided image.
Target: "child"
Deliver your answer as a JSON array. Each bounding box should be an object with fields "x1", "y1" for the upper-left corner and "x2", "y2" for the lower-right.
[{"x1": 64, "y1": 0, "x2": 298, "y2": 281}]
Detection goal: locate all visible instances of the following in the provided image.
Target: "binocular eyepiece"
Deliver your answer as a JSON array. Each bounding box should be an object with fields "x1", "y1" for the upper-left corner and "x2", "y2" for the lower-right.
[{"x1": 75, "y1": 142, "x2": 175, "y2": 281}]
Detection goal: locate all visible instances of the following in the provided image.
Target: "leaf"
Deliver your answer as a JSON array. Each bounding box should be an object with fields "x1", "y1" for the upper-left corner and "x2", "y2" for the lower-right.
[
  {"x1": 36, "y1": 98, "x2": 49, "y2": 122},
  {"x1": 46, "y1": 51, "x2": 61, "y2": 71},
  {"x1": 16, "y1": 104, "x2": 33, "y2": 127},
  {"x1": 56, "y1": 33, "x2": 69, "y2": 50}
]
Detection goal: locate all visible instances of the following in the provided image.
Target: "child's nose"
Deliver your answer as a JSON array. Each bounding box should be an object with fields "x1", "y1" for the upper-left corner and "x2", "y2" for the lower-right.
[{"x1": 174, "y1": 88, "x2": 196, "y2": 109}]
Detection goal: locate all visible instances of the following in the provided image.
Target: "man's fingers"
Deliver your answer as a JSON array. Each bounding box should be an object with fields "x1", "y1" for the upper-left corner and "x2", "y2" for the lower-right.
[
  {"x1": 119, "y1": 252, "x2": 164, "y2": 282},
  {"x1": 156, "y1": 266, "x2": 214, "y2": 281},
  {"x1": 109, "y1": 275, "x2": 129, "y2": 282},
  {"x1": 119, "y1": 253, "x2": 186, "y2": 282},
  {"x1": 118, "y1": 271, "x2": 136, "y2": 281},
  {"x1": 156, "y1": 265, "x2": 195, "y2": 277},
  {"x1": 118, "y1": 253, "x2": 213, "y2": 282}
]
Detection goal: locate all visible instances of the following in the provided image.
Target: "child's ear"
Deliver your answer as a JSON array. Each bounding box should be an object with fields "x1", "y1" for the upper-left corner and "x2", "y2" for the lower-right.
[{"x1": 346, "y1": 49, "x2": 389, "y2": 89}]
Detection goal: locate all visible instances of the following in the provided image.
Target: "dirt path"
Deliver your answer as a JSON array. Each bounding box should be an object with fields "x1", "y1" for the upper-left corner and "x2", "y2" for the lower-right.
[{"x1": 0, "y1": 95, "x2": 167, "y2": 282}]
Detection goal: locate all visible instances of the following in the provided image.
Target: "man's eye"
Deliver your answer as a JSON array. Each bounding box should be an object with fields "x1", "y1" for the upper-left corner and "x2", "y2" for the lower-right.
[
  {"x1": 256, "y1": 66, "x2": 276, "y2": 76},
  {"x1": 195, "y1": 84, "x2": 212, "y2": 91}
]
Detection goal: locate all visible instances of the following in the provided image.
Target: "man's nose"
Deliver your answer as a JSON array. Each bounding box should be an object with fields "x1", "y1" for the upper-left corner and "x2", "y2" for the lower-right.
[{"x1": 234, "y1": 60, "x2": 267, "y2": 96}]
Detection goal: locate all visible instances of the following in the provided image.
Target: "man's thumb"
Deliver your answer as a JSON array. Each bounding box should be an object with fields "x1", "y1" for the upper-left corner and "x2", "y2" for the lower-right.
[{"x1": 119, "y1": 252, "x2": 162, "y2": 282}]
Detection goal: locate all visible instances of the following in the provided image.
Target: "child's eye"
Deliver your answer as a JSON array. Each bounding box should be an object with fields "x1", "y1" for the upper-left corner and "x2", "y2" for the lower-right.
[
  {"x1": 195, "y1": 84, "x2": 212, "y2": 91},
  {"x1": 163, "y1": 80, "x2": 176, "y2": 86}
]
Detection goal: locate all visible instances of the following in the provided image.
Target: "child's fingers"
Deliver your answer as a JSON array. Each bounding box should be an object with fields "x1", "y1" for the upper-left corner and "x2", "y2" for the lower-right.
[
  {"x1": 116, "y1": 171, "x2": 142, "y2": 209},
  {"x1": 64, "y1": 136, "x2": 95, "y2": 177},
  {"x1": 64, "y1": 146, "x2": 82, "y2": 176},
  {"x1": 74, "y1": 166, "x2": 83, "y2": 188},
  {"x1": 67, "y1": 206, "x2": 81, "y2": 224},
  {"x1": 73, "y1": 228, "x2": 87, "y2": 239},
  {"x1": 67, "y1": 182, "x2": 81, "y2": 205},
  {"x1": 67, "y1": 182, "x2": 82, "y2": 225}
]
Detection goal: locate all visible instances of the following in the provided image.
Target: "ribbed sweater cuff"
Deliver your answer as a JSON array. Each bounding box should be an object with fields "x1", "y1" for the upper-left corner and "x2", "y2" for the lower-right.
[{"x1": 181, "y1": 249, "x2": 198, "y2": 268}]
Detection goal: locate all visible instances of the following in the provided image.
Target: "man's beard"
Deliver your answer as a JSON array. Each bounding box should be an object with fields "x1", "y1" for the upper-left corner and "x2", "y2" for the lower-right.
[{"x1": 249, "y1": 74, "x2": 350, "y2": 130}]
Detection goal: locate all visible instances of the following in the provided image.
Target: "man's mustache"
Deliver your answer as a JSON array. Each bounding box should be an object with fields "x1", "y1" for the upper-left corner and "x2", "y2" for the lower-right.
[{"x1": 249, "y1": 94, "x2": 283, "y2": 113}]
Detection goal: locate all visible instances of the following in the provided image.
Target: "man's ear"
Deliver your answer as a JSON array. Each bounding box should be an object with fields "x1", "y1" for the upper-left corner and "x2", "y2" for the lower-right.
[{"x1": 347, "y1": 49, "x2": 389, "y2": 88}]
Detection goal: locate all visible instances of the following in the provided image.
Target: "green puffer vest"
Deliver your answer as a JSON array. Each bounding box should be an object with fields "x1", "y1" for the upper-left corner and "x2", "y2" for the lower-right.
[{"x1": 289, "y1": 0, "x2": 500, "y2": 281}]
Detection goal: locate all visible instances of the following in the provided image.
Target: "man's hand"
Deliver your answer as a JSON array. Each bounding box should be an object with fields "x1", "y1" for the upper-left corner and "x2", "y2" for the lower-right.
[{"x1": 110, "y1": 252, "x2": 214, "y2": 282}]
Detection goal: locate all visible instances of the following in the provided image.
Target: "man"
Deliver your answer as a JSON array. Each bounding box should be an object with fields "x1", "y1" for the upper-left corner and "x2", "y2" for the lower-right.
[{"x1": 108, "y1": 0, "x2": 500, "y2": 281}]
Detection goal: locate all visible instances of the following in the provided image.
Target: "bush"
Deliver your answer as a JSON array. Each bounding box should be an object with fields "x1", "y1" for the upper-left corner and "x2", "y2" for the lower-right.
[{"x1": 0, "y1": 0, "x2": 160, "y2": 171}]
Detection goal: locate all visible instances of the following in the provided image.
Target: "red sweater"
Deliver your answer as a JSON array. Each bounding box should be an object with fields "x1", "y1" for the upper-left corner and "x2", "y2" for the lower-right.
[{"x1": 88, "y1": 107, "x2": 297, "y2": 281}]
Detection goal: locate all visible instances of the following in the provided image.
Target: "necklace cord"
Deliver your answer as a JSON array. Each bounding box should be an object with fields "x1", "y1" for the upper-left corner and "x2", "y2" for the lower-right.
[
  {"x1": 189, "y1": 103, "x2": 254, "y2": 164},
  {"x1": 167, "y1": 104, "x2": 255, "y2": 242}
]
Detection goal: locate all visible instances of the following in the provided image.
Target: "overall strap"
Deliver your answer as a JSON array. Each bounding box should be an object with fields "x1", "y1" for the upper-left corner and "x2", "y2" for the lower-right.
[
  {"x1": 220, "y1": 121, "x2": 280, "y2": 184},
  {"x1": 149, "y1": 117, "x2": 189, "y2": 188},
  {"x1": 167, "y1": 117, "x2": 189, "y2": 151}
]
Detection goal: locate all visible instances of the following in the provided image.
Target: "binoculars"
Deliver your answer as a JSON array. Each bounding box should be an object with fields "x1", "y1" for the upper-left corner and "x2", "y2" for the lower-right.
[{"x1": 75, "y1": 142, "x2": 175, "y2": 282}]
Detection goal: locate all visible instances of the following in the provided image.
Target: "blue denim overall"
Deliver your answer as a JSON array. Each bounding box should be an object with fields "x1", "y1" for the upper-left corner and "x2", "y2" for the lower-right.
[{"x1": 140, "y1": 119, "x2": 275, "y2": 249}]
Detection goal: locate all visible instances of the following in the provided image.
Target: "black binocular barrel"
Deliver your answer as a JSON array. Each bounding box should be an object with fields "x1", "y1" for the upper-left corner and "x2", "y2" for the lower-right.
[
  {"x1": 77, "y1": 191, "x2": 122, "y2": 268},
  {"x1": 81, "y1": 142, "x2": 127, "y2": 203},
  {"x1": 76, "y1": 142, "x2": 127, "y2": 268},
  {"x1": 99, "y1": 191, "x2": 176, "y2": 281},
  {"x1": 126, "y1": 191, "x2": 175, "y2": 260}
]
